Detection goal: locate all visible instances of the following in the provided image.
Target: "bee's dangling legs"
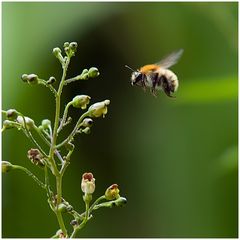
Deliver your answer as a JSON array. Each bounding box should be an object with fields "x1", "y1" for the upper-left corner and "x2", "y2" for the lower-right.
[{"x1": 150, "y1": 73, "x2": 159, "y2": 97}]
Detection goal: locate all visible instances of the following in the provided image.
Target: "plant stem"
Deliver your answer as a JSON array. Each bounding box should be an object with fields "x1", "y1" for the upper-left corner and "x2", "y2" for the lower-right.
[
  {"x1": 14, "y1": 165, "x2": 46, "y2": 189},
  {"x1": 70, "y1": 199, "x2": 90, "y2": 238},
  {"x1": 55, "y1": 175, "x2": 68, "y2": 236},
  {"x1": 57, "y1": 101, "x2": 72, "y2": 134},
  {"x1": 49, "y1": 57, "x2": 70, "y2": 237},
  {"x1": 56, "y1": 111, "x2": 90, "y2": 149}
]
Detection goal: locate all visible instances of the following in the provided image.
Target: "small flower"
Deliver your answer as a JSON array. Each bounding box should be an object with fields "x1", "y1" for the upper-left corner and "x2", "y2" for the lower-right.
[
  {"x1": 105, "y1": 184, "x2": 120, "y2": 200},
  {"x1": 88, "y1": 100, "x2": 110, "y2": 118},
  {"x1": 6, "y1": 109, "x2": 18, "y2": 121},
  {"x1": 88, "y1": 67, "x2": 99, "y2": 78},
  {"x1": 17, "y1": 116, "x2": 35, "y2": 130},
  {"x1": 27, "y1": 148, "x2": 45, "y2": 167},
  {"x1": 2, "y1": 161, "x2": 14, "y2": 173},
  {"x1": 72, "y1": 95, "x2": 91, "y2": 109},
  {"x1": 81, "y1": 172, "x2": 95, "y2": 195}
]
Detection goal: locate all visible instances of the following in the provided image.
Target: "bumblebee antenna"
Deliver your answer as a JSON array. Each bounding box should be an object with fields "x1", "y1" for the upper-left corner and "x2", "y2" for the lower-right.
[{"x1": 125, "y1": 65, "x2": 136, "y2": 72}]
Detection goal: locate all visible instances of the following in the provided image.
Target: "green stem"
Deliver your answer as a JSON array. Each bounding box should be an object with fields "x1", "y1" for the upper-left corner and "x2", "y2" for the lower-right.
[
  {"x1": 34, "y1": 125, "x2": 51, "y2": 146},
  {"x1": 57, "y1": 101, "x2": 72, "y2": 134},
  {"x1": 70, "y1": 199, "x2": 90, "y2": 238},
  {"x1": 89, "y1": 195, "x2": 106, "y2": 213},
  {"x1": 55, "y1": 175, "x2": 68, "y2": 236},
  {"x1": 14, "y1": 165, "x2": 45, "y2": 189},
  {"x1": 38, "y1": 78, "x2": 57, "y2": 96},
  {"x1": 56, "y1": 111, "x2": 90, "y2": 149}
]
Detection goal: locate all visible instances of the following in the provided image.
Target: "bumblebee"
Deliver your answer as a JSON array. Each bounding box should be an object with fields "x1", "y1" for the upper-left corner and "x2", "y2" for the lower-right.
[{"x1": 126, "y1": 49, "x2": 183, "y2": 97}]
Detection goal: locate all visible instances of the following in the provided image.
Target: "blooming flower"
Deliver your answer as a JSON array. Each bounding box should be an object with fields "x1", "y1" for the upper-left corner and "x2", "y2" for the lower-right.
[
  {"x1": 81, "y1": 172, "x2": 95, "y2": 195},
  {"x1": 88, "y1": 100, "x2": 110, "y2": 118}
]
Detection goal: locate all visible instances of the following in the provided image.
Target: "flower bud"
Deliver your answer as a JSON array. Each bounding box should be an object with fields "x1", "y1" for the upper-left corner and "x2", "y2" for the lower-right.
[
  {"x1": 81, "y1": 172, "x2": 95, "y2": 195},
  {"x1": 105, "y1": 184, "x2": 120, "y2": 200},
  {"x1": 2, "y1": 161, "x2": 14, "y2": 173},
  {"x1": 53, "y1": 47, "x2": 62, "y2": 56},
  {"x1": 63, "y1": 42, "x2": 69, "y2": 48},
  {"x1": 114, "y1": 197, "x2": 127, "y2": 207},
  {"x1": 72, "y1": 95, "x2": 91, "y2": 109},
  {"x1": 70, "y1": 219, "x2": 78, "y2": 227},
  {"x1": 88, "y1": 100, "x2": 110, "y2": 118},
  {"x1": 27, "y1": 148, "x2": 45, "y2": 167},
  {"x1": 41, "y1": 119, "x2": 51, "y2": 129},
  {"x1": 53, "y1": 47, "x2": 64, "y2": 63},
  {"x1": 47, "y1": 76, "x2": 56, "y2": 85},
  {"x1": 21, "y1": 74, "x2": 29, "y2": 82},
  {"x1": 27, "y1": 74, "x2": 39, "y2": 85},
  {"x1": 3, "y1": 120, "x2": 15, "y2": 129},
  {"x1": 17, "y1": 116, "x2": 35, "y2": 130},
  {"x1": 69, "y1": 42, "x2": 78, "y2": 52},
  {"x1": 88, "y1": 67, "x2": 99, "y2": 78},
  {"x1": 81, "y1": 118, "x2": 93, "y2": 128},
  {"x1": 81, "y1": 127, "x2": 91, "y2": 134},
  {"x1": 6, "y1": 109, "x2": 18, "y2": 121}
]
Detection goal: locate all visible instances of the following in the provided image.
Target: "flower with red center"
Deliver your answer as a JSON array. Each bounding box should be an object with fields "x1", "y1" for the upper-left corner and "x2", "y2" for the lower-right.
[
  {"x1": 105, "y1": 184, "x2": 120, "y2": 200},
  {"x1": 81, "y1": 172, "x2": 95, "y2": 195}
]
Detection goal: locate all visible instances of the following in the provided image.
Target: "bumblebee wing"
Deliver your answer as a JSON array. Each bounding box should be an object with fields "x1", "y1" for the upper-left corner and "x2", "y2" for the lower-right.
[{"x1": 157, "y1": 49, "x2": 184, "y2": 69}]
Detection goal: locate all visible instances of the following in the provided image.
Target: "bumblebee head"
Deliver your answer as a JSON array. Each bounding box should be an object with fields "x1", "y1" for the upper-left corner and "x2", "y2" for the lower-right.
[
  {"x1": 131, "y1": 71, "x2": 143, "y2": 86},
  {"x1": 125, "y1": 65, "x2": 143, "y2": 86}
]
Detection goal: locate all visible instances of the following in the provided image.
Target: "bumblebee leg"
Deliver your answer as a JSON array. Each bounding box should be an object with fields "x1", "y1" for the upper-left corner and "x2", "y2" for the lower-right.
[
  {"x1": 151, "y1": 73, "x2": 159, "y2": 97},
  {"x1": 141, "y1": 75, "x2": 146, "y2": 92}
]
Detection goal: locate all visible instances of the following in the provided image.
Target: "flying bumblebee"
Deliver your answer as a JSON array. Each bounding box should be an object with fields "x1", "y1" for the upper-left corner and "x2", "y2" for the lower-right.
[{"x1": 125, "y1": 49, "x2": 183, "y2": 97}]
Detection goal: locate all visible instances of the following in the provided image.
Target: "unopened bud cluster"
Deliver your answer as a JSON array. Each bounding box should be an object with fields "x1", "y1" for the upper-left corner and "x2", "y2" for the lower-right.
[{"x1": 21, "y1": 74, "x2": 39, "y2": 85}]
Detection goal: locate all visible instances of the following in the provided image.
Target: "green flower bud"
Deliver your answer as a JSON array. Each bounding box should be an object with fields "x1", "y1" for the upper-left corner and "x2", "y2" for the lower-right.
[
  {"x1": 72, "y1": 95, "x2": 91, "y2": 109},
  {"x1": 3, "y1": 120, "x2": 15, "y2": 129},
  {"x1": 58, "y1": 202, "x2": 73, "y2": 213},
  {"x1": 53, "y1": 47, "x2": 64, "y2": 63},
  {"x1": 53, "y1": 47, "x2": 62, "y2": 56},
  {"x1": 41, "y1": 119, "x2": 51, "y2": 129},
  {"x1": 81, "y1": 172, "x2": 95, "y2": 195},
  {"x1": 2, "y1": 161, "x2": 14, "y2": 173},
  {"x1": 70, "y1": 219, "x2": 78, "y2": 227},
  {"x1": 6, "y1": 109, "x2": 18, "y2": 121},
  {"x1": 21, "y1": 74, "x2": 29, "y2": 82},
  {"x1": 69, "y1": 42, "x2": 78, "y2": 52},
  {"x1": 17, "y1": 116, "x2": 35, "y2": 130},
  {"x1": 88, "y1": 67, "x2": 99, "y2": 78},
  {"x1": 63, "y1": 42, "x2": 70, "y2": 48},
  {"x1": 81, "y1": 127, "x2": 91, "y2": 134},
  {"x1": 88, "y1": 100, "x2": 110, "y2": 118},
  {"x1": 81, "y1": 118, "x2": 93, "y2": 128},
  {"x1": 47, "y1": 76, "x2": 56, "y2": 85},
  {"x1": 27, "y1": 74, "x2": 39, "y2": 85},
  {"x1": 114, "y1": 197, "x2": 127, "y2": 207},
  {"x1": 105, "y1": 184, "x2": 120, "y2": 200}
]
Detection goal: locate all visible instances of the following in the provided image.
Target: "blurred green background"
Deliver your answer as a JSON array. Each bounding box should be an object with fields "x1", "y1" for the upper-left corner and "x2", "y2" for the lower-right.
[{"x1": 2, "y1": 2, "x2": 238, "y2": 238}]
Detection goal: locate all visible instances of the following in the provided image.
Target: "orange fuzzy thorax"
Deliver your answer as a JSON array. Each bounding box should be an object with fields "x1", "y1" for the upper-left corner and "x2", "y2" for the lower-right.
[{"x1": 139, "y1": 64, "x2": 159, "y2": 74}]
